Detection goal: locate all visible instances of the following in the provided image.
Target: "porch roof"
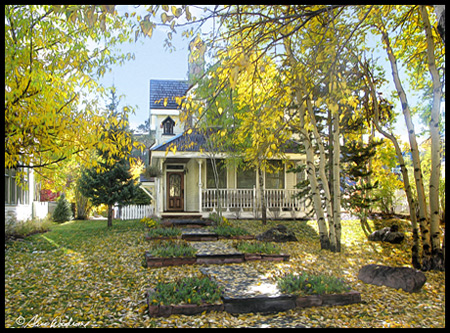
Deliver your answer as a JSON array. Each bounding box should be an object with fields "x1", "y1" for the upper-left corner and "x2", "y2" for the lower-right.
[
  {"x1": 151, "y1": 129, "x2": 207, "y2": 152},
  {"x1": 150, "y1": 129, "x2": 302, "y2": 155}
]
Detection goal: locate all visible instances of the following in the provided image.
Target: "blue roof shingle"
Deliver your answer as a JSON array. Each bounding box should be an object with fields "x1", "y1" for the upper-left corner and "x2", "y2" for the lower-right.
[{"x1": 149, "y1": 79, "x2": 189, "y2": 110}]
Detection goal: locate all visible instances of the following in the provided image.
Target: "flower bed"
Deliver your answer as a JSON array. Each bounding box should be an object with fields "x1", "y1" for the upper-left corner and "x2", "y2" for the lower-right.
[
  {"x1": 276, "y1": 272, "x2": 351, "y2": 296},
  {"x1": 145, "y1": 227, "x2": 182, "y2": 240},
  {"x1": 144, "y1": 240, "x2": 289, "y2": 268},
  {"x1": 147, "y1": 276, "x2": 224, "y2": 317}
]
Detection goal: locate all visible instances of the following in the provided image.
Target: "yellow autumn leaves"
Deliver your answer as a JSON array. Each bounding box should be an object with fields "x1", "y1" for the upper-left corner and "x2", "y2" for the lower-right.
[{"x1": 5, "y1": 218, "x2": 445, "y2": 328}]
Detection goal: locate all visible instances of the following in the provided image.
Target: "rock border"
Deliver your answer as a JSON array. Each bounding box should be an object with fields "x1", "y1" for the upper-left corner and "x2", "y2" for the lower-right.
[
  {"x1": 147, "y1": 290, "x2": 362, "y2": 317},
  {"x1": 144, "y1": 251, "x2": 290, "y2": 268},
  {"x1": 144, "y1": 234, "x2": 255, "y2": 241}
]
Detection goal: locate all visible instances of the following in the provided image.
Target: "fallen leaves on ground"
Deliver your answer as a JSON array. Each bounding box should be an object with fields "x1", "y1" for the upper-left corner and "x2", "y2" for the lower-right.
[{"x1": 4, "y1": 218, "x2": 445, "y2": 328}]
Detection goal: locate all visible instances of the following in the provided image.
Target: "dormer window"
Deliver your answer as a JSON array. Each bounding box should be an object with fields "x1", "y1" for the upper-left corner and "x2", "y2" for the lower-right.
[{"x1": 162, "y1": 116, "x2": 175, "y2": 135}]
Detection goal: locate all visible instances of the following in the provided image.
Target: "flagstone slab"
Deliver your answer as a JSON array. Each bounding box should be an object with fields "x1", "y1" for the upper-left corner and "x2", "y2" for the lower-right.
[{"x1": 190, "y1": 241, "x2": 243, "y2": 256}]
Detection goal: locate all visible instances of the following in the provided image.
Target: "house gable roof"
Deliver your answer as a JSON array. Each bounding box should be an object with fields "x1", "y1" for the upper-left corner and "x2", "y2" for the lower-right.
[
  {"x1": 151, "y1": 128, "x2": 302, "y2": 155},
  {"x1": 162, "y1": 116, "x2": 175, "y2": 125},
  {"x1": 149, "y1": 79, "x2": 189, "y2": 110}
]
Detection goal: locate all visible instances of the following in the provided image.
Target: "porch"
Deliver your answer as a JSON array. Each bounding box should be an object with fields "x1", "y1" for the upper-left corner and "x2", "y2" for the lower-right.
[{"x1": 201, "y1": 188, "x2": 307, "y2": 219}]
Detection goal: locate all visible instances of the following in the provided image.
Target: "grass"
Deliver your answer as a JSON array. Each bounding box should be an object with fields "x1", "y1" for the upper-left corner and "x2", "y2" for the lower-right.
[{"x1": 4, "y1": 217, "x2": 445, "y2": 328}]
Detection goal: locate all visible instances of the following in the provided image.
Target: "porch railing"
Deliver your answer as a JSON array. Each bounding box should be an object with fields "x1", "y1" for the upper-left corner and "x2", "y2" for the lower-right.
[{"x1": 202, "y1": 188, "x2": 305, "y2": 213}]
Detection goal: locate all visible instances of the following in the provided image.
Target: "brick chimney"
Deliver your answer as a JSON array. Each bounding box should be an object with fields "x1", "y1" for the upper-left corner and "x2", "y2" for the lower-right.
[{"x1": 188, "y1": 35, "x2": 206, "y2": 84}]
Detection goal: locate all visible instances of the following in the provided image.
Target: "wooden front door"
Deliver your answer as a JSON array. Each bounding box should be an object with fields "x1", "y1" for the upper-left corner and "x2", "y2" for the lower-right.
[{"x1": 167, "y1": 172, "x2": 184, "y2": 211}]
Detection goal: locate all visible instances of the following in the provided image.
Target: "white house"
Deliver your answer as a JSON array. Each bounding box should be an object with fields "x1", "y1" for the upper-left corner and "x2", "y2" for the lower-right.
[
  {"x1": 5, "y1": 168, "x2": 49, "y2": 222},
  {"x1": 147, "y1": 80, "x2": 308, "y2": 219}
]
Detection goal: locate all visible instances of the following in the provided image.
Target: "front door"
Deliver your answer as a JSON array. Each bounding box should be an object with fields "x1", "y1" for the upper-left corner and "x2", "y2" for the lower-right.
[{"x1": 167, "y1": 172, "x2": 184, "y2": 211}]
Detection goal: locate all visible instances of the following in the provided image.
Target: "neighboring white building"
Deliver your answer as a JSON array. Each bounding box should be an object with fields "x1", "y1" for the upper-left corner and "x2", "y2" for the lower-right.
[{"x1": 5, "y1": 167, "x2": 49, "y2": 222}]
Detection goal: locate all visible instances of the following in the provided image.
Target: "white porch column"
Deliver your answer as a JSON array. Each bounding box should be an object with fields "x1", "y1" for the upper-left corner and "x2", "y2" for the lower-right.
[
  {"x1": 198, "y1": 159, "x2": 203, "y2": 213},
  {"x1": 155, "y1": 158, "x2": 164, "y2": 217}
]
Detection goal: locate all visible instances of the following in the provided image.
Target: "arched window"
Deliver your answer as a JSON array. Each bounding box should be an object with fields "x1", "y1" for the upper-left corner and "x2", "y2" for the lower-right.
[{"x1": 162, "y1": 116, "x2": 175, "y2": 135}]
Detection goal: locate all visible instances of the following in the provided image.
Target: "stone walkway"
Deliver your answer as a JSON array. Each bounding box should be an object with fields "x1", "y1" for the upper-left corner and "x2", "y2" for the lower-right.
[
  {"x1": 179, "y1": 227, "x2": 294, "y2": 313},
  {"x1": 149, "y1": 225, "x2": 360, "y2": 316},
  {"x1": 190, "y1": 241, "x2": 242, "y2": 256},
  {"x1": 200, "y1": 264, "x2": 297, "y2": 314}
]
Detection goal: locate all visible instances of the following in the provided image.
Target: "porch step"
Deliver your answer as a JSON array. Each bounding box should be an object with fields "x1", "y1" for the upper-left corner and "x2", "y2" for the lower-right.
[
  {"x1": 161, "y1": 215, "x2": 212, "y2": 228},
  {"x1": 161, "y1": 213, "x2": 203, "y2": 219}
]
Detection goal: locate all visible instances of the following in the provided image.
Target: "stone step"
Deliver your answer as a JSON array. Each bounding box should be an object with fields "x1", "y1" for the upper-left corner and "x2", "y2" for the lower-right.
[
  {"x1": 161, "y1": 213, "x2": 203, "y2": 219},
  {"x1": 180, "y1": 228, "x2": 219, "y2": 241},
  {"x1": 161, "y1": 219, "x2": 212, "y2": 228}
]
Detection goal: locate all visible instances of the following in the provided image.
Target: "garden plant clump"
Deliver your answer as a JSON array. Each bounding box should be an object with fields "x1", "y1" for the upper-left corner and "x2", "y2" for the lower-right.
[
  {"x1": 149, "y1": 276, "x2": 224, "y2": 306},
  {"x1": 146, "y1": 227, "x2": 181, "y2": 238},
  {"x1": 140, "y1": 217, "x2": 161, "y2": 229},
  {"x1": 213, "y1": 225, "x2": 250, "y2": 237},
  {"x1": 148, "y1": 240, "x2": 197, "y2": 258},
  {"x1": 235, "y1": 241, "x2": 281, "y2": 255},
  {"x1": 276, "y1": 272, "x2": 351, "y2": 296}
]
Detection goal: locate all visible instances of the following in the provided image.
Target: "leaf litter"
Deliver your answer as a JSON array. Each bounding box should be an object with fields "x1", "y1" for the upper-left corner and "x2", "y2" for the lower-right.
[{"x1": 5, "y1": 218, "x2": 445, "y2": 328}]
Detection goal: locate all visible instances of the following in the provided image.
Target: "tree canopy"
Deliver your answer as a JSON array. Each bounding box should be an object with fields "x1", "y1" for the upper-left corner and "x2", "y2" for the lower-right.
[{"x1": 5, "y1": 5, "x2": 142, "y2": 179}]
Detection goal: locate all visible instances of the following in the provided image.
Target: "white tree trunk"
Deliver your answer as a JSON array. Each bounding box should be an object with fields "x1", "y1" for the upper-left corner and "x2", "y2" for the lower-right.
[
  {"x1": 380, "y1": 23, "x2": 432, "y2": 268},
  {"x1": 332, "y1": 110, "x2": 342, "y2": 252},
  {"x1": 420, "y1": 6, "x2": 444, "y2": 270}
]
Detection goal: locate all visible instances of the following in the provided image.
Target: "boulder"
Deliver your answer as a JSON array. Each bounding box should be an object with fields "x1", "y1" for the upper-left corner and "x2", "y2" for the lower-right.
[
  {"x1": 256, "y1": 224, "x2": 297, "y2": 242},
  {"x1": 368, "y1": 225, "x2": 404, "y2": 244},
  {"x1": 358, "y1": 264, "x2": 426, "y2": 293}
]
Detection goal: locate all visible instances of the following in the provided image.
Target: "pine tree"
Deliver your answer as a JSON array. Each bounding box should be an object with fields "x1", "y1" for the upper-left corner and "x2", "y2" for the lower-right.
[
  {"x1": 78, "y1": 87, "x2": 140, "y2": 227},
  {"x1": 78, "y1": 156, "x2": 139, "y2": 227},
  {"x1": 53, "y1": 193, "x2": 73, "y2": 223}
]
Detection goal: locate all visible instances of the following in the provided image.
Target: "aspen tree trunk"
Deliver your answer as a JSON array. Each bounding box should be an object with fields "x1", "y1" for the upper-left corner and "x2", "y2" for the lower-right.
[
  {"x1": 419, "y1": 6, "x2": 444, "y2": 270},
  {"x1": 380, "y1": 25, "x2": 432, "y2": 270},
  {"x1": 331, "y1": 111, "x2": 342, "y2": 252},
  {"x1": 258, "y1": 165, "x2": 267, "y2": 225},
  {"x1": 210, "y1": 157, "x2": 223, "y2": 220},
  {"x1": 301, "y1": 128, "x2": 331, "y2": 250},
  {"x1": 374, "y1": 124, "x2": 422, "y2": 269},
  {"x1": 296, "y1": 99, "x2": 330, "y2": 250},
  {"x1": 364, "y1": 62, "x2": 422, "y2": 269},
  {"x1": 301, "y1": 83, "x2": 336, "y2": 245},
  {"x1": 284, "y1": 37, "x2": 330, "y2": 250}
]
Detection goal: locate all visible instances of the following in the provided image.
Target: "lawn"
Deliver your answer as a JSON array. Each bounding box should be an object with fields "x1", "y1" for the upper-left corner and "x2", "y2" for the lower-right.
[{"x1": 5, "y1": 217, "x2": 445, "y2": 328}]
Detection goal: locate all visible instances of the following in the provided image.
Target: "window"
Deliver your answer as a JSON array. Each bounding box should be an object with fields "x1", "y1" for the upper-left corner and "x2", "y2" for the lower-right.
[
  {"x1": 5, "y1": 168, "x2": 29, "y2": 205},
  {"x1": 162, "y1": 116, "x2": 175, "y2": 135},
  {"x1": 265, "y1": 160, "x2": 285, "y2": 189},
  {"x1": 237, "y1": 165, "x2": 256, "y2": 189},
  {"x1": 207, "y1": 159, "x2": 227, "y2": 188}
]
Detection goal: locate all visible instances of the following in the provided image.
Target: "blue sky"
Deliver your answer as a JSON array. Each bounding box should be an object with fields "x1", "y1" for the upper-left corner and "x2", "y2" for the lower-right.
[
  {"x1": 99, "y1": 23, "x2": 190, "y2": 130},
  {"x1": 98, "y1": 5, "x2": 434, "y2": 145}
]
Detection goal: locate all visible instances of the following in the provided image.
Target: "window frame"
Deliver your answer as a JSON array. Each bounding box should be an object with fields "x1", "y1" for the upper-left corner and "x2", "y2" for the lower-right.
[
  {"x1": 206, "y1": 159, "x2": 227, "y2": 189},
  {"x1": 265, "y1": 160, "x2": 285, "y2": 189},
  {"x1": 162, "y1": 116, "x2": 175, "y2": 136},
  {"x1": 236, "y1": 164, "x2": 256, "y2": 189}
]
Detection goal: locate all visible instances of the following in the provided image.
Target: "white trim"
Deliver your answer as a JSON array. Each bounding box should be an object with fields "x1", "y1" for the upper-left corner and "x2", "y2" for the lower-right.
[{"x1": 150, "y1": 109, "x2": 180, "y2": 116}]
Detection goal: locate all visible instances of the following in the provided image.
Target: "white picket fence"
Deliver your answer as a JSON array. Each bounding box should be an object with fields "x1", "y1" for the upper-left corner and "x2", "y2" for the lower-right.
[{"x1": 116, "y1": 205, "x2": 153, "y2": 220}]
